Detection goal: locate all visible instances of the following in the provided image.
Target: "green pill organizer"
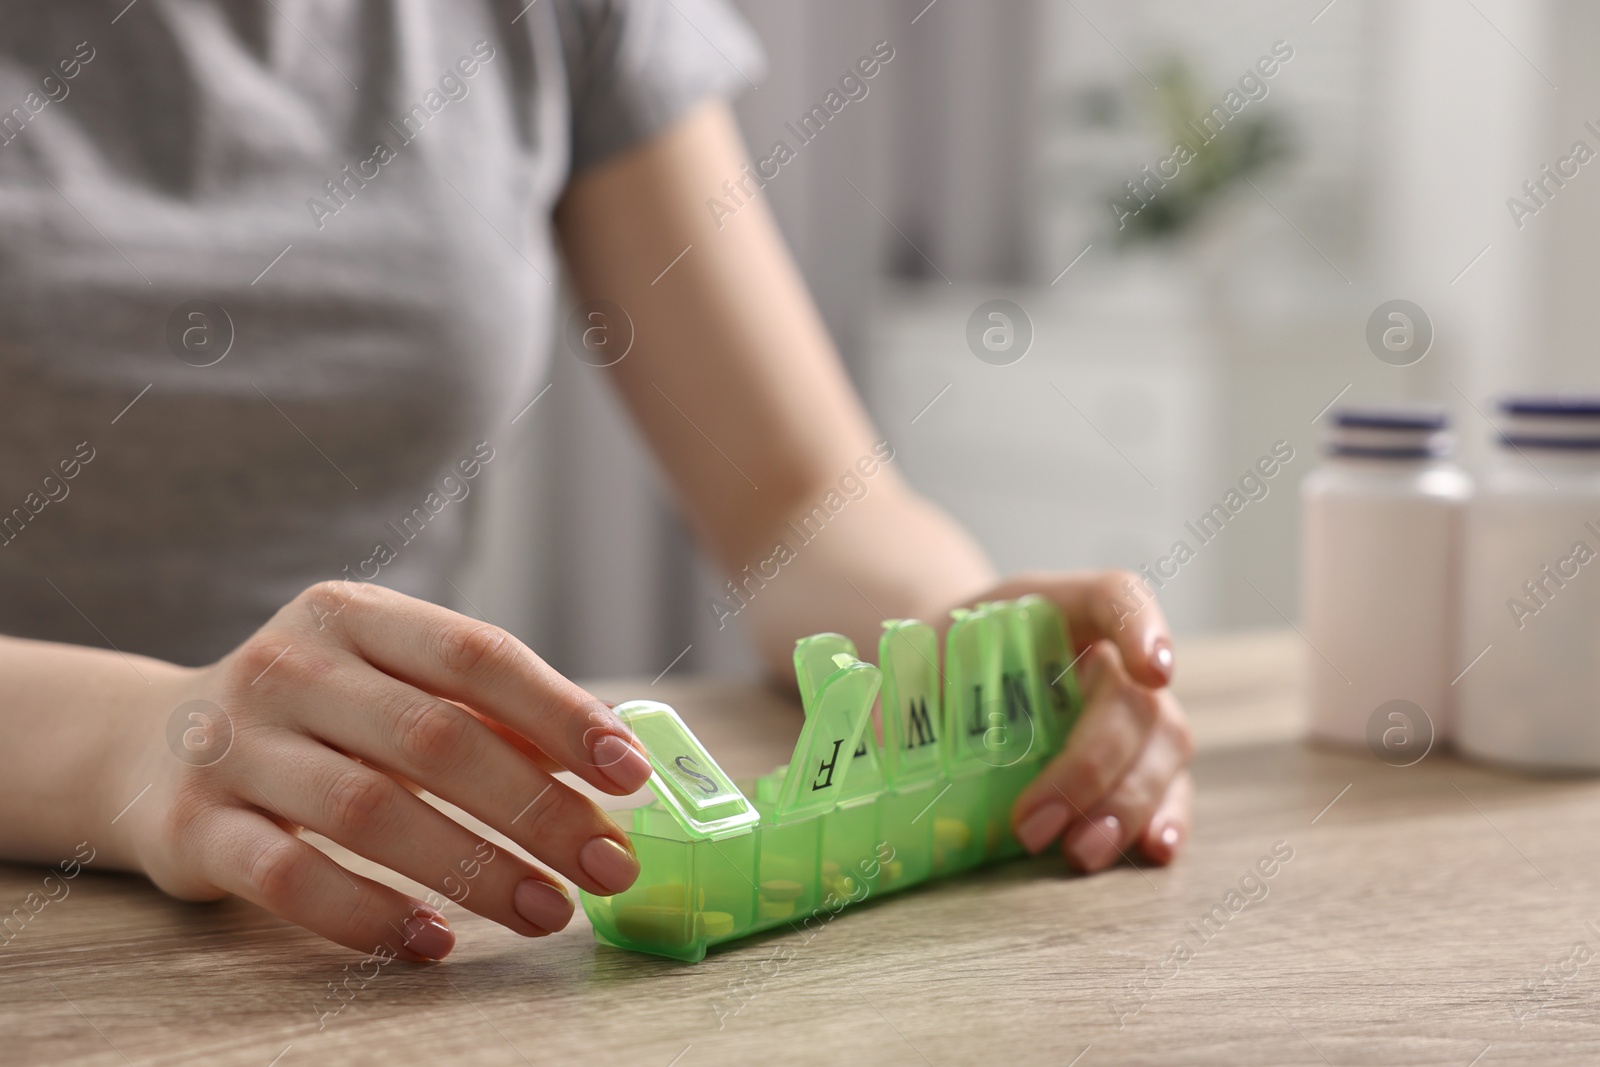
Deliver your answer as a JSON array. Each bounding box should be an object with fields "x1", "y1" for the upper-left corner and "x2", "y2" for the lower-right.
[{"x1": 579, "y1": 594, "x2": 1084, "y2": 962}]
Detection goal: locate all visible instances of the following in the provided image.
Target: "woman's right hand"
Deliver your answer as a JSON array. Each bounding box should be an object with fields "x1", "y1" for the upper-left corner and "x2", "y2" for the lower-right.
[{"x1": 110, "y1": 581, "x2": 654, "y2": 961}]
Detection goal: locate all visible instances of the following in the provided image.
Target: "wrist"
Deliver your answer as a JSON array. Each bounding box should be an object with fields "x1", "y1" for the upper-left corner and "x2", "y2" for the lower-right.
[{"x1": 91, "y1": 660, "x2": 196, "y2": 874}]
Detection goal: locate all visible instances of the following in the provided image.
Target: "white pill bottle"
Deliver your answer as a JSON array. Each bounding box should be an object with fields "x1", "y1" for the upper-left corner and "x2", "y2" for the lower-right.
[
  {"x1": 1300, "y1": 408, "x2": 1472, "y2": 753},
  {"x1": 1456, "y1": 398, "x2": 1600, "y2": 771}
]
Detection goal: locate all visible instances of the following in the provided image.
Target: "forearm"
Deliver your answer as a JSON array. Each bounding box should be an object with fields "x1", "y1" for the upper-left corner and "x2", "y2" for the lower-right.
[
  {"x1": 0, "y1": 635, "x2": 185, "y2": 868},
  {"x1": 739, "y1": 476, "x2": 997, "y2": 677}
]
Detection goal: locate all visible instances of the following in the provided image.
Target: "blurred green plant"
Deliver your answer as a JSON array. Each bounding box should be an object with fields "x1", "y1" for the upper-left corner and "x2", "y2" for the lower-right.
[{"x1": 1110, "y1": 56, "x2": 1292, "y2": 243}]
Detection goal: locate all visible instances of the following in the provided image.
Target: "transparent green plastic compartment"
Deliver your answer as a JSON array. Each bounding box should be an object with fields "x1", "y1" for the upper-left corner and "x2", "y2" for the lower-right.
[{"x1": 580, "y1": 595, "x2": 1083, "y2": 963}]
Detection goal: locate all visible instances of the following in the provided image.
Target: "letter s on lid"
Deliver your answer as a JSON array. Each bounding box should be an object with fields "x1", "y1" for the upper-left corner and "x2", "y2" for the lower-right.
[{"x1": 610, "y1": 700, "x2": 759, "y2": 840}]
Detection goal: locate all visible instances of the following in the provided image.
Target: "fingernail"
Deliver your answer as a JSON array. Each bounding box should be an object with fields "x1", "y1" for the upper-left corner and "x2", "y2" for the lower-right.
[
  {"x1": 1159, "y1": 823, "x2": 1181, "y2": 850},
  {"x1": 592, "y1": 733, "x2": 652, "y2": 793},
  {"x1": 1150, "y1": 636, "x2": 1174, "y2": 684},
  {"x1": 401, "y1": 907, "x2": 454, "y2": 960},
  {"x1": 513, "y1": 878, "x2": 575, "y2": 934},
  {"x1": 1015, "y1": 802, "x2": 1071, "y2": 855},
  {"x1": 579, "y1": 836, "x2": 640, "y2": 895},
  {"x1": 1065, "y1": 815, "x2": 1123, "y2": 873}
]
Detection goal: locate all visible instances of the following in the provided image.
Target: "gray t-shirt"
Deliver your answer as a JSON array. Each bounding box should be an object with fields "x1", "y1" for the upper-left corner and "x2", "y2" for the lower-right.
[{"x1": 0, "y1": 0, "x2": 761, "y2": 665}]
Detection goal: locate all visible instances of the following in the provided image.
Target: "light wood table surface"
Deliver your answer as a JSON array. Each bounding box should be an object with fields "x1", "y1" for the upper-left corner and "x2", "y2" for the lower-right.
[{"x1": 7, "y1": 630, "x2": 1600, "y2": 1066}]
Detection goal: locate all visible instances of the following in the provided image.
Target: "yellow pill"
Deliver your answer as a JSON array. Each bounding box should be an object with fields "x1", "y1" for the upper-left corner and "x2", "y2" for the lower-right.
[
  {"x1": 882, "y1": 860, "x2": 905, "y2": 884},
  {"x1": 935, "y1": 817, "x2": 972, "y2": 850},
  {"x1": 642, "y1": 883, "x2": 700, "y2": 909},
  {"x1": 758, "y1": 898, "x2": 796, "y2": 921},
  {"x1": 615, "y1": 905, "x2": 692, "y2": 942},
  {"x1": 760, "y1": 879, "x2": 803, "y2": 902},
  {"x1": 696, "y1": 911, "x2": 735, "y2": 938}
]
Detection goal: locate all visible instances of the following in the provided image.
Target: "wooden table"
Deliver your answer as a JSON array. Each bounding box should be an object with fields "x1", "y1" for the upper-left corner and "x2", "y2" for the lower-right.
[{"x1": 7, "y1": 630, "x2": 1600, "y2": 1066}]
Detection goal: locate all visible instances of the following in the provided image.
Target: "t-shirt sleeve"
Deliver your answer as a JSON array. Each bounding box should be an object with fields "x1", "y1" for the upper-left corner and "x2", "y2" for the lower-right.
[{"x1": 561, "y1": 0, "x2": 766, "y2": 174}]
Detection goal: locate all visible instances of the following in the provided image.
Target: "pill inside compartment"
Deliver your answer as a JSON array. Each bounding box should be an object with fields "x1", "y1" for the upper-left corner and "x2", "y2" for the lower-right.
[
  {"x1": 584, "y1": 804, "x2": 756, "y2": 963},
  {"x1": 877, "y1": 779, "x2": 937, "y2": 891},
  {"x1": 818, "y1": 794, "x2": 881, "y2": 907},
  {"x1": 753, "y1": 770, "x2": 823, "y2": 930},
  {"x1": 930, "y1": 769, "x2": 988, "y2": 875}
]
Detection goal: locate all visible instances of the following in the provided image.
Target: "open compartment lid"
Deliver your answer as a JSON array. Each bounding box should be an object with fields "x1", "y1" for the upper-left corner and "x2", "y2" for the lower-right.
[
  {"x1": 611, "y1": 700, "x2": 759, "y2": 840},
  {"x1": 771, "y1": 635, "x2": 882, "y2": 824}
]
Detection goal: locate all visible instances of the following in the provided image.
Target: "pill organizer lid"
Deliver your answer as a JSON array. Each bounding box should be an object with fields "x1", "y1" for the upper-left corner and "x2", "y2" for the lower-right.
[
  {"x1": 1013, "y1": 594, "x2": 1083, "y2": 749},
  {"x1": 941, "y1": 604, "x2": 1005, "y2": 771},
  {"x1": 772, "y1": 648, "x2": 881, "y2": 823},
  {"x1": 974, "y1": 599, "x2": 1043, "y2": 768},
  {"x1": 878, "y1": 619, "x2": 944, "y2": 787},
  {"x1": 794, "y1": 632, "x2": 857, "y2": 710},
  {"x1": 611, "y1": 700, "x2": 760, "y2": 840},
  {"x1": 791, "y1": 633, "x2": 886, "y2": 801}
]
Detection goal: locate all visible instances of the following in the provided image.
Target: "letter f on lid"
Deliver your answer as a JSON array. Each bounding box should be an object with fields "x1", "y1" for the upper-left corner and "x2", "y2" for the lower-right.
[
  {"x1": 772, "y1": 636, "x2": 881, "y2": 824},
  {"x1": 795, "y1": 633, "x2": 886, "y2": 801}
]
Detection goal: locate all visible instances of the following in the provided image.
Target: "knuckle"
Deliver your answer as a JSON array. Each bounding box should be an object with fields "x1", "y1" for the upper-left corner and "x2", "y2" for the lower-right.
[
  {"x1": 231, "y1": 634, "x2": 288, "y2": 682},
  {"x1": 1068, "y1": 753, "x2": 1117, "y2": 801},
  {"x1": 1161, "y1": 699, "x2": 1195, "y2": 764},
  {"x1": 292, "y1": 579, "x2": 377, "y2": 635},
  {"x1": 513, "y1": 782, "x2": 584, "y2": 838},
  {"x1": 1123, "y1": 683, "x2": 1163, "y2": 730},
  {"x1": 300, "y1": 579, "x2": 344, "y2": 605},
  {"x1": 228, "y1": 635, "x2": 335, "y2": 695},
  {"x1": 1106, "y1": 777, "x2": 1159, "y2": 824},
  {"x1": 157, "y1": 778, "x2": 217, "y2": 856},
  {"x1": 323, "y1": 767, "x2": 396, "y2": 837},
  {"x1": 438, "y1": 623, "x2": 515, "y2": 679},
  {"x1": 394, "y1": 699, "x2": 474, "y2": 774},
  {"x1": 1105, "y1": 568, "x2": 1139, "y2": 592},
  {"x1": 246, "y1": 836, "x2": 314, "y2": 905},
  {"x1": 300, "y1": 579, "x2": 359, "y2": 612}
]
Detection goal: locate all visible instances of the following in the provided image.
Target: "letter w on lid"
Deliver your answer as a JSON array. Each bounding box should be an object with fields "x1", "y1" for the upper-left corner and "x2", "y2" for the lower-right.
[
  {"x1": 878, "y1": 620, "x2": 943, "y2": 787},
  {"x1": 773, "y1": 636, "x2": 881, "y2": 824},
  {"x1": 610, "y1": 700, "x2": 758, "y2": 840}
]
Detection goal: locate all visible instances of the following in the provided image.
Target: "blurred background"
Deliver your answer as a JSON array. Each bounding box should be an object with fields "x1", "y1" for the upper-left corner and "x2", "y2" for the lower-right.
[{"x1": 458, "y1": 0, "x2": 1600, "y2": 680}]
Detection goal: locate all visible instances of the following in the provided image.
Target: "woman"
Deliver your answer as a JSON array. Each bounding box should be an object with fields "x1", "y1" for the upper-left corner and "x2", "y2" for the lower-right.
[{"x1": 0, "y1": 0, "x2": 1191, "y2": 961}]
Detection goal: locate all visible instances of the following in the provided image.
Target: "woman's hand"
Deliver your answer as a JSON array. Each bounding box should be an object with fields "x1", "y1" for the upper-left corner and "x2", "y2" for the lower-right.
[
  {"x1": 962, "y1": 572, "x2": 1194, "y2": 874},
  {"x1": 110, "y1": 581, "x2": 653, "y2": 961}
]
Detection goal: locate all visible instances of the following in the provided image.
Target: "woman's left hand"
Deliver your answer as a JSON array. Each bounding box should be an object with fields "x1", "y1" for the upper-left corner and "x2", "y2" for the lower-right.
[{"x1": 955, "y1": 571, "x2": 1194, "y2": 873}]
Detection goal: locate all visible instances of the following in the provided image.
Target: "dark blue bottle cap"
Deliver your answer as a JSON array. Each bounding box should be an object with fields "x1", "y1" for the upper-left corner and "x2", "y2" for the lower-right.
[
  {"x1": 1499, "y1": 396, "x2": 1600, "y2": 418},
  {"x1": 1326, "y1": 405, "x2": 1452, "y2": 459},
  {"x1": 1333, "y1": 407, "x2": 1450, "y2": 432},
  {"x1": 1497, "y1": 395, "x2": 1600, "y2": 449}
]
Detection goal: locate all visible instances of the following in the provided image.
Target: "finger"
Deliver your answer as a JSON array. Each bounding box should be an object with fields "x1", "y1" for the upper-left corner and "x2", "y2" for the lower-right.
[
  {"x1": 1060, "y1": 692, "x2": 1192, "y2": 873},
  {"x1": 307, "y1": 583, "x2": 651, "y2": 796},
  {"x1": 982, "y1": 571, "x2": 1174, "y2": 687},
  {"x1": 194, "y1": 806, "x2": 456, "y2": 961},
  {"x1": 1010, "y1": 642, "x2": 1159, "y2": 854},
  {"x1": 458, "y1": 702, "x2": 567, "y2": 776},
  {"x1": 1137, "y1": 770, "x2": 1193, "y2": 866},
  {"x1": 250, "y1": 736, "x2": 582, "y2": 933},
  {"x1": 276, "y1": 658, "x2": 640, "y2": 897}
]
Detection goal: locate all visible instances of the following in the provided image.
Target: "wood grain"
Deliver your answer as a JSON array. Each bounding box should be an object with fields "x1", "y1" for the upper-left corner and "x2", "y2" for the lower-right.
[{"x1": 4, "y1": 629, "x2": 1598, "y2": 1066}]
